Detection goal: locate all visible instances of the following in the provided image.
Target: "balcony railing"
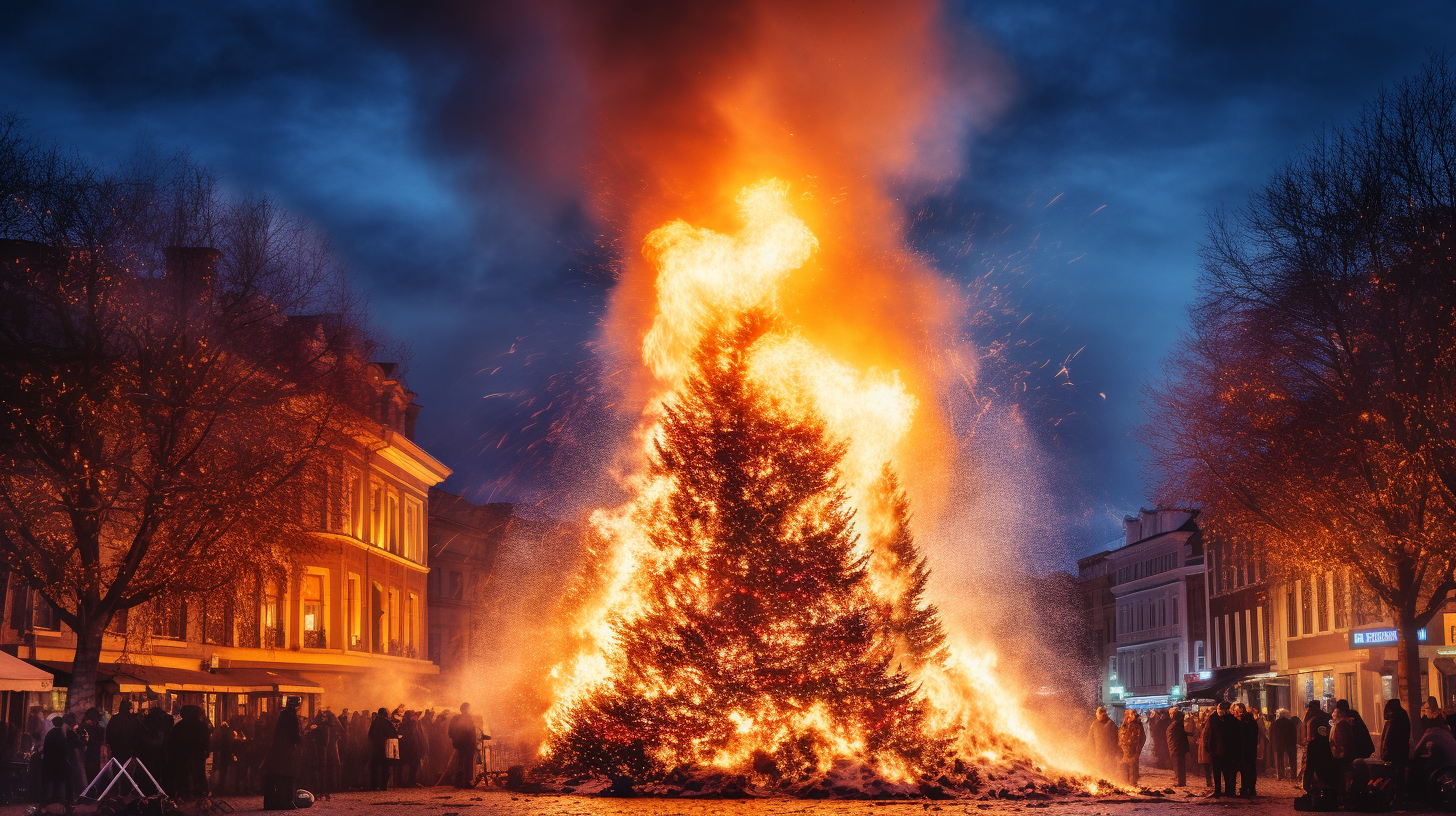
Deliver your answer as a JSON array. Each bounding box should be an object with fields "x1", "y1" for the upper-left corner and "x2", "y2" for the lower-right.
[
  {"x1": 263, "y1": 627, "x2": 285, "y2": 649},
  {"x1": 303, "y1": 629, "x2": 327, "y2": 649}
]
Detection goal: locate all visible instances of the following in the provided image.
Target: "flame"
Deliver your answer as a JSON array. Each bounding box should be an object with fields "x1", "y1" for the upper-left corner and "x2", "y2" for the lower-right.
[{"x1": 543, "y1": 179, "x2": 1069, "y2": 779}]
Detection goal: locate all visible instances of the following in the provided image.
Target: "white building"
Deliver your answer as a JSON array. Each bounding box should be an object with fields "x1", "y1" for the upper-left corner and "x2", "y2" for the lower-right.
[{"x1": 1108, "y1": 508, "x2": 1208, "y2": 710}]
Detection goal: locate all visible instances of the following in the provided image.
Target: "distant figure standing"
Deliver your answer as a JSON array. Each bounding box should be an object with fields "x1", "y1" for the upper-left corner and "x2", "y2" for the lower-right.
[
  {"x1": 81, "y1": 708, "x2": 105, "y2": 785},
  {"x1": 1166, "y1": 708, "x2": 1189, "y2": 786},
  {"x1": 1119, "y1": 710, "x2": 1146, "y2": 786},
  {"x1": 368, "y1": 708, "x2": 398, "y2": 791},
  {"x1": 1380, "y1": 698, "x2": 1411, "y2": 802},
  {"x1": 1235, "y1": 703, "x2": 1259, "y2": 797},
  {"x1": 262, "y1": 698, "x2": 303, "y2": 809},
  {"x1": 138, "y1": 706, "x2": 172, "y2": 780},
  {"x1": 448, "y1": 704, "x2": 477, "y2": 788},
  {"x1": 1271, "y1": 709, "x2": 1297, "y2": 780},
  {"x1": 107, "y1": 701, "x2": 141, "y2": 765},
  {"x1": 41, "y1": 716, "x2": 71, "y2": 802},
  {"x1": 1213, "y1": 701, "x2": 1242, "y2": 797},
  {"x1": 212, "y1": 721, "x2": 236, "y2": 795},
  {"x1": 1087, "y1": 706, "x2": 1119, "y2": 776},
  {"x1": 168, "y1": 705, "x2": 211, "y2": 799}
]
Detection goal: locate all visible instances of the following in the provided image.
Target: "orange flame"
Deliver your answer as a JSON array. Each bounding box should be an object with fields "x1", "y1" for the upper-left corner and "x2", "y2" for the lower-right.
[{"x1": 525, "y1": 0, "x2": 1098, "y2": 785}]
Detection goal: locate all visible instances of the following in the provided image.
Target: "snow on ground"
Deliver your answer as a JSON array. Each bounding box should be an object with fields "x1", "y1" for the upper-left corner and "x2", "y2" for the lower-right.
[{"x1": 1, "y1": 768, "x2": 1435, "y2": 815}]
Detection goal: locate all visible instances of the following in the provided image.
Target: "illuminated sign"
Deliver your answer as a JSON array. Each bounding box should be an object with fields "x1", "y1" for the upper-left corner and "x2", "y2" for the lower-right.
[
  {"x1": 1350, "y1": 628, "x2": 1426, "y2": 648},
  {"x1": 1170, "y1": 685, "x2": 1182, "y2": 697},
  {"x1": 1198, "y1": 670, "x2": 1212, "y2": 680},
  {"x1": 1110, "y1": 686, "x2": 1125, "y2": 696}
]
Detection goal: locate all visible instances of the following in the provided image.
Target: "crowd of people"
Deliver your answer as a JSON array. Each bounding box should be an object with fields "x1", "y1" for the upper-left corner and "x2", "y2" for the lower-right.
[
  {"x1": 18, "y1": 698, "x2": 490, "y2": 806},
  {"x1": 1088, "y1": 695, "x2": 1456, "y2": 807}
]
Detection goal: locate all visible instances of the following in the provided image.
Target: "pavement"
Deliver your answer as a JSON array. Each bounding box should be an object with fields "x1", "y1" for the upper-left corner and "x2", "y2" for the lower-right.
[{"x1": 1, "y1": 767, "x2": 1443, "y2": 815}]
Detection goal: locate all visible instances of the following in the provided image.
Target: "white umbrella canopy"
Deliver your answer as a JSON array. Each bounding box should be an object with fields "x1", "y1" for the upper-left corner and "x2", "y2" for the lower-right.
[{"x1": 0, "y1": 651, "x2": 53, "y2": 692}]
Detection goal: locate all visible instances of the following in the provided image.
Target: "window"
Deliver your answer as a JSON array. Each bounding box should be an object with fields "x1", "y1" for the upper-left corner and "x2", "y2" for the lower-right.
[
  {"x1": 406, "y1": 592, "x2": 420, "y2": 658},
  {"x1": 347, "y1": 573, "x2": 362, "y2": 650},
  {"x1": 404, "y1": 498, "x2": 425, "y2": 562},
  {"x1": 388, "y1": 588, "x2": 400, "y2": 655},
  {"x1": 346, "y1": 471, "x2": 362, "y2": 538},
  {"x1": 202, "y1": 597, "x2": 232, "y2": 646},
  {"x1": 32, "y1": 594, "x2": 60, "y2": 631},
  {"x1": 1172, "y1": 595, "x2": 1180, "y2": 625},
  {"x1": 1160, "y1": 598, "x2": 1167, "y2": 627},
  {"x1": 429, "y1": 631, "x2": 442, "y2": 664},
  {"x1": 153, "y1": 600, "x2": 186, "y2": 640},
  {"x1": 388, "y1": 494, "x2": 400, "y2": 555},
  {"x1": 1301, "y1": 578, "x2": 1314, "y2": 636},
  {"x1": 302, "y1": 572, "x2": 327, "y2": 649},
  {"x1": 262, "y1": 582, "x2": 283, "y2": 648},
  {"x1": 1287, "y1": 589, "x2": 1298, "y2": 636},
  {"x1": 448, "y1": 571, "x2": 464, "y2": 601},
  {"x1": 370, "y1": 483, "x2": 384, "y2": 546},
  {"x1": 371, "y1": 582, "x2": 386, "y2": 653},
  {"x1": 1195, "y1": 640, "x2": 1205, "y2": 671},
  {"x1": 1317, "y1": 573, "x2": 1330, "y2": 632},
  {"x1": 1334, "y1": 572, "x2": 1348, "y2": 630}
]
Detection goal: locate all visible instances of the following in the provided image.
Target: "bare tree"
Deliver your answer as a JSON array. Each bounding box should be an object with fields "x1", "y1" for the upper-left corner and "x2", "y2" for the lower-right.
[
  {"x1": 1146, "y1": 57, "x2": 1456, "y2": 725},
  {"x1": 0, "y1": 119, "x2": 375, "y2": 711}
]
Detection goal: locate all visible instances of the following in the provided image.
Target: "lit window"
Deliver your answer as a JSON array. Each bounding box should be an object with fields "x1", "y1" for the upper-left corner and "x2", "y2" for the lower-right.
[
  {"x1": 302, "y1": 573, "x2": 326, "y2": 649},
  {"x1": 346, "y1": 573, "x2": 362, "y2": 650}
]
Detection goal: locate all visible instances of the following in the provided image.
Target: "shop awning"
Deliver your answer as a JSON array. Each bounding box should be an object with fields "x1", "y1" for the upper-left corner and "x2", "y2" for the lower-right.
[
  {"x1": 1434, "y1": 657, "x2": 1456, "y2": 676},
  {"x1": 0, "y1": 652, "x2": 54, "y2": 692},
  {"x1": 211, "y1": 668, "x2": 323, "y2": 695},
  {"x1": 1187, "y1": 663, "x2": 1274, "y2": 698},
  {"x1": 108, "y1": 665, "x2": 261, "y2": 694}
]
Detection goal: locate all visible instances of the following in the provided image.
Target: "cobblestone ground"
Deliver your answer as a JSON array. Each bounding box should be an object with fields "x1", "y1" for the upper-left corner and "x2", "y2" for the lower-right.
[{"x1": 1, "y1": 770, "x2": 1428, "y2": 816}]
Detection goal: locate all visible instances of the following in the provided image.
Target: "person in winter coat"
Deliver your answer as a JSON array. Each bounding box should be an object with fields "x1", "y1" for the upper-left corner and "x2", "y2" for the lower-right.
[
  {"x1": 1305, "y1": 723, "x2": 1340, "y2": 801},
  {"x1": 106, "y1": 700, "x2": 141, "y2": 764},
  {"x1": 1087, "y1": 706, "x2": 1119, "y2": 776},
  {"x1": 1271, "y1": 709, "x2": 1297, "y2": 780},
  {"x1": 137, "y1": 706, "x2": 172, "y2": 779},
  {"x1": 368, "y1": 708, "x2": 399, "y2": 791},
  {"x1": 1119, "y1": 709, "x2": 1146, "y2": 786},
  {"x1": 398, "y1": 710, "x2": 425, "y2": 787},
  {"x1": 63, "y1": 712, "x2": 86, "y2": 796},
  {"x1": 41, "y1": 716, "x2": 72, "y2": 803},
  {"x1": 262, "y1": 698, "x2": 303, "y2": 809},
  {"x1": 1380, "y1": 698, "x2": 1411, "y2": 802},
  {"x1": 1236, "y1": 704, "x2": 1259, "y2": 797},
  {"x1": 1199, "y1": 710, "x2": 1219, "y2": 791},
  {"x1": 1149, "y1": 709, "x2": 1169, "y2": 770},
  {"x1": 1335, "y1": 699, "x2": 1375, "y2": 758},
  {"x1": 167, "y1": 705, "x2": 211, "y2": 799},
  {"x1": 1166, "y1": 708, "x2": 1190, "y2": 786},
  {"x1": 211, "y1": 721, "x2": 236, "y2": 795},
  {"x1": 1213, "y1": 701, "x2": 1243, "y2": 797},
  {"x1": 80, "y1": 708, "x2": 105, "y2": 785},
  {"x1": 448, "y1": 704, "x2": 479, "y2": 788}
]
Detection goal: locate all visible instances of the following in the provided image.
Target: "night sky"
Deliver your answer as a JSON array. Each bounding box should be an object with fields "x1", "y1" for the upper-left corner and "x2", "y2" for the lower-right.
[{"x1": 6, "y1": 1, "x2": 1454, "y2": 566}]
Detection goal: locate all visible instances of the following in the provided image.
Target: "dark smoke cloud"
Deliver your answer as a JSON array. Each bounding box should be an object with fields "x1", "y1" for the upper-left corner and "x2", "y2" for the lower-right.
[{"x1": 4, "y1": 0, "x2": 1454, "y2": 565}]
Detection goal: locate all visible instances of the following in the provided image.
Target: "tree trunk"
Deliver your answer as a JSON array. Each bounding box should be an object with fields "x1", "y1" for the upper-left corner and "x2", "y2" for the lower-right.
[
  {"x1": 66, "y1": 618, "x2": 107, "y2": 715},
  {"x1": 1398, "y1": 613, "x2": 1425, "y2": 741}
]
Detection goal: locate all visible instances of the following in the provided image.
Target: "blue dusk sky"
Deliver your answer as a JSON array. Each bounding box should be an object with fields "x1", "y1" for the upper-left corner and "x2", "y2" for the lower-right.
[{"x1": 4, "y1": 1, "x2": 1453, "y2": 566}]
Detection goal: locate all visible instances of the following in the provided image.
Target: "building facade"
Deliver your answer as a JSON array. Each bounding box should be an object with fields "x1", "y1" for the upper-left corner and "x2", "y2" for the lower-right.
[
  {"x1": 1105, "y1": 508, "x2": 1207, "y2": 711},
  {"x1": 2, "y1": 361, "x2": 450, "y2": 725},
  {"x1": 426, "y1": 490, "x2": 509, "y2": 683},
  {"x1": 1076, "y1": 550, "x2": 1118, "y2": 709}
]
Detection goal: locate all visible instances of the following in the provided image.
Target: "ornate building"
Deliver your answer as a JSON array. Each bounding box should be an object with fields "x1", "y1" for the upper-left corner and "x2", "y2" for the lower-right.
[{"x1": 2, "y1": 359, "x2": 450, "y2": 723}]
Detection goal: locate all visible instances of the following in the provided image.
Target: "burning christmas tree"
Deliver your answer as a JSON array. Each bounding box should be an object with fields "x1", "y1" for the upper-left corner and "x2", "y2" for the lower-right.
[
  {"x1": 546, "y1": 312, "x2": 945, "y2": 780},
  {"x1": 533, "y1": 182, "x2": 1069, "y2": 796}
]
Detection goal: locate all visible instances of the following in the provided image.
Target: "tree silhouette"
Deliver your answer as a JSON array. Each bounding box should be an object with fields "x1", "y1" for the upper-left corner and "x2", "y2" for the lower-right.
[
  {"x1": 0, "y1": 117, "x2": 372, "y2": 711},
  {"x1": 1146, "y1": 57, "x2": 1456, "y2": 724}
]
